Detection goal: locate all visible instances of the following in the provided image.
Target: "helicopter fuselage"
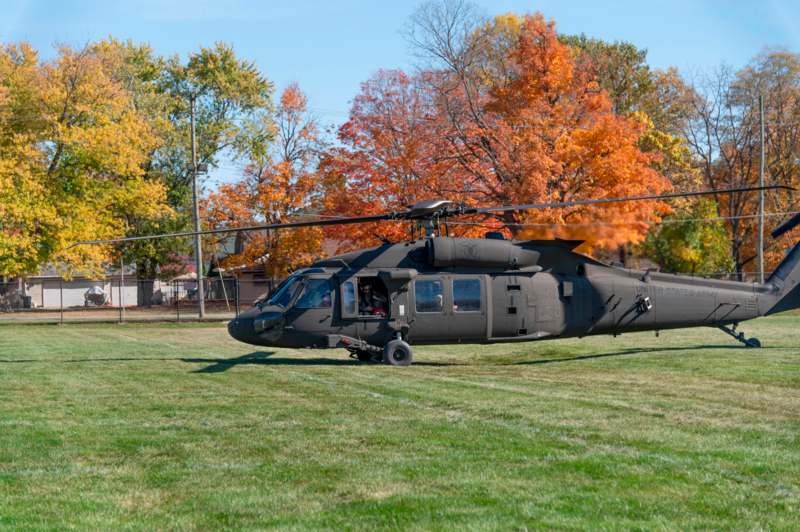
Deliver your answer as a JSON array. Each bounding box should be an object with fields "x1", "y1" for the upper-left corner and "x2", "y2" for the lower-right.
[{"x1": 227, "y1": 236, "x2": 792, "y2": 354}]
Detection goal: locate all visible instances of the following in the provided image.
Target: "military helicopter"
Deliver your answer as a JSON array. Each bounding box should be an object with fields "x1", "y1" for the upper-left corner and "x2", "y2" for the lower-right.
[{"x1": 78, "y1": 185, "x2": 799, "y2": 366}]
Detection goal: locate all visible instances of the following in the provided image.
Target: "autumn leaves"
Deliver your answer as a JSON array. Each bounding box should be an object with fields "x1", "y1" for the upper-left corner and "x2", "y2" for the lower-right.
[
  {"x1": 204, "y1": 84, "x2": 326, "y2": 278},
  {"x1": 203, "y1": 12, "x2": 678, "y2": 277},
  {"x1": 0, "y1": 43, "x2": 164, "y2": 277},
  {"x1": 2, "y1": 3, "x2": 783, "y2": 280},
  {"x1": 0, "y1": 40, "x2": 272, "y2": 279}
]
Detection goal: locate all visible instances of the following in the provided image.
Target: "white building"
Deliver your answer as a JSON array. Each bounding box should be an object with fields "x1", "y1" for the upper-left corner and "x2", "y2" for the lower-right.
[{"x1": 24, "y1": 265, "x2": 138, "y2": 309}]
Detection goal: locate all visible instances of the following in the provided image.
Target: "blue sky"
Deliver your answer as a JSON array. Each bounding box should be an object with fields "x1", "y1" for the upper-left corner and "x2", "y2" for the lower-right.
[{"x1": 3, "y1": 0, "x2": 799, "y2": 184}]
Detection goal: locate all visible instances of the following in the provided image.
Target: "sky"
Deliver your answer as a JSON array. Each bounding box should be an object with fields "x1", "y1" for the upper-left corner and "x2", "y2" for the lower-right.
[{"x1": 3, "y1": 0, "x2": 799, "y2": 184}]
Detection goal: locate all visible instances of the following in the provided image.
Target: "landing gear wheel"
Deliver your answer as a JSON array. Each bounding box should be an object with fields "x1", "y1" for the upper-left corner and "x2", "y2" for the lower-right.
[
  {"x1": 383, "y1": 340, "x2": 413, "y2": 366},
  {"x1": 355, "y1": 349, "x2": 375, "y2": 362},
  {"x1": 745, "y1": 338, "x2": 761, "y2": 348},
  {"x1": 717, "y1": 324, "x2": 762, "y2": 348}
]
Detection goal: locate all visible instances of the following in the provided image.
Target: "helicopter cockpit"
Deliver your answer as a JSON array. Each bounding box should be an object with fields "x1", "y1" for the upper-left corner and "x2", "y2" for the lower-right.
[
  {"x1": 256, "y1": 271, "x2": 390, "y2": 316},
  {"x1": 259, "y1": 272, "x2": 332, "y2": 310},
  {"x1": 230, "y1": 269, "x2": 392, "y2": 348},
  {"x1": 229, "y1": 270, "x2": 328, "y2": 346}
]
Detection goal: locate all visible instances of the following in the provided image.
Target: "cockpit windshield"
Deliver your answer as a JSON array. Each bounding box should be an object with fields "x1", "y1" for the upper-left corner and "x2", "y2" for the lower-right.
[
  {"x1": 296, "y1": 278, "x2": 332, "y2": 308},
  {"x1": 265, "y1": 274, "x2": 303, "y2": 308}
]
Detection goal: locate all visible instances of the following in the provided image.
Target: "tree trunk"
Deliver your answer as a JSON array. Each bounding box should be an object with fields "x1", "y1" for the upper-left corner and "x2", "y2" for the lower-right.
[
  {"x1": 138, "y1": 280, "x2": 155, "y2": 308},
  {"x1": 732, "y1": 239, "x2": 743, "y2": 282},
  {"x1": 136, "y1": 260, "x2": 157, "y2": 308}
]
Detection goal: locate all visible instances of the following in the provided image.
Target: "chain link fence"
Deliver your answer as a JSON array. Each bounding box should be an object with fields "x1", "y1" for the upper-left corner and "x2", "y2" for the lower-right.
[
  {"x1": 0, "y1": 277, "x2": 274, "y2": 323},
  {"x1": 0, "y1": 270, "x2": 772, "y2": 324}
]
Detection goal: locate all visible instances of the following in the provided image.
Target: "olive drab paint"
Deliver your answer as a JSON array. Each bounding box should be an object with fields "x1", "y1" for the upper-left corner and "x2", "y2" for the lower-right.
[{"x1": 227, "y1": 235, "x2": 800, "y2": 361}]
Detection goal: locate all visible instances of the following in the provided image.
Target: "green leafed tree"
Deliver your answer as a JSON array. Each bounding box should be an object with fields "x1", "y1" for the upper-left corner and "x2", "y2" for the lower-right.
[
  {"x1": 92, "y1": 40, "x2": 274, "y2": 304},
  {"x1": 643, "y1": 199, "x2": 733, "y2": 275}
]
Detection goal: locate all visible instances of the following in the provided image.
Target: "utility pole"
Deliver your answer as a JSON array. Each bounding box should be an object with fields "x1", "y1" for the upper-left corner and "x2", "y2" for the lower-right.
[
  {"x1": 190, "y1": 94, "x2": 205, "y2": 318},
  {"x1": 119, "y1": 254, "x2": 125, "y2": 324},
  {"x1": 758, "y1": 93, "x2": 766, "y2": 284}
]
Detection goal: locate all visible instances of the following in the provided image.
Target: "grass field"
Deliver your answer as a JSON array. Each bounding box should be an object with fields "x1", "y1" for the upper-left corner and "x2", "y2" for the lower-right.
[{"x1": 1, "y1": 316, "x2": 799, "y2": 529}]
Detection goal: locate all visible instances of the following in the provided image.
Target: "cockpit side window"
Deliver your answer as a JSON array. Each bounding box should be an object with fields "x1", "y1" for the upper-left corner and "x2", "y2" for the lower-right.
[
  {"x1": 296, "y1": 278, "x2": 332, "y2": 308},
  {"x1": 339, "y1": 277, "x2": 389, "y2": 319},
  {"x1": 267, "y1": 275, "x2": 302, "y2": 308}
]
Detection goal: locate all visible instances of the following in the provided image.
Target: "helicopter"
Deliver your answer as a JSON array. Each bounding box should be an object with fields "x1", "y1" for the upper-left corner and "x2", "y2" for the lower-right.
[{"x1": 77, "y1": 185, "x2": 799, "y2": 366}]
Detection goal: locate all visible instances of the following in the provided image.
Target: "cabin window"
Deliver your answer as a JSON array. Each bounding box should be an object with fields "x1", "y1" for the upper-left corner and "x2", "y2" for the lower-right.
[
  {"x1": 453, "y1": 279, "x2": 481, "y2": 312},
  {"x1": 415, "y1": 279, "x2": 443, "y2": 313},
  {"x1": 296, "y1": 278, "x2": 332, "y2": 308},
  {"x1": 341, "y1": 280, "x2": 357, "y2": 316},
  {"x1": 357, "y1": 277, "x2": 389, "y2": 317}
]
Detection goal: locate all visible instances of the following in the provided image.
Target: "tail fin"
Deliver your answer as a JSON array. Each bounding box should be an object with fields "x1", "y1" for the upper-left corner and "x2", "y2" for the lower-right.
[{"x1": 765, "y1": 242, "x2": 800, "y2": 315}]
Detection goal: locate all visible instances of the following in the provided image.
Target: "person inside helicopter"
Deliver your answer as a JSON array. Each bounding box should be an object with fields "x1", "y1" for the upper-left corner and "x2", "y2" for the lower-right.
[{"x1": 358, "y1": 279, "x2": 388, "y2": 317}]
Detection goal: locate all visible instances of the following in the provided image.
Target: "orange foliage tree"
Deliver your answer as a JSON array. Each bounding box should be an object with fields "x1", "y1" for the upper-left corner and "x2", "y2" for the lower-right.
[
  {"x1": 204, "y1": 84, "x2": 325, "y2": 278},
  {"x1": 325, "y1": 11, "x2": 671, "y2": 252},
  {"x1": 320, "y1": 70, "x2": 484, "y2": 247}
]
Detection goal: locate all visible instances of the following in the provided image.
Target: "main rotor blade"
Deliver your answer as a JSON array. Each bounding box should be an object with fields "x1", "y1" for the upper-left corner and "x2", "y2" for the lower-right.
[
  {"x1": 68, "y1": 212, "x2": 400, "y2": 248},
  {"x1": 467, "y1": 185, "x2": 793, "y2": 215},
  {"x1": 69, "y1": 185, "x2": 793, "y2": 248},
  {"x1": 771, "y1": 212, "x2": 800, "y2": 239}
]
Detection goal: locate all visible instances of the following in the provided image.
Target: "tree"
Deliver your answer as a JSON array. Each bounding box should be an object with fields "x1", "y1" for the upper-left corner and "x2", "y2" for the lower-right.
[
  {"x1": 494, "y1": 28, "x2": 699, "y2": 264},
  {"x1": 86, "y1": 40, "x2": 274, "y2": 304},
  {"x1": 0, "y1": 42, "x2": 168, "y2": 279},
  {"x1": 559, "y1": 34, "x2": 653, "y2": 117},
  {"x1": 401, "y1": 5, "x2": 671, "y2": 251},
  {"x1": 684, "y1": 51, "x2": 800, "y2": 275},
  {"x1": 643, "y1": 199, "x2": 733, "y2": 275},
  {"x1": 320, "y1": 69, "x2": 479, "y2": 249},
  {"x1": 731, "y1": 50, "x2": 800, "y2": 272},
  {"x1": 560, "y1": 37, "x2": 698, "y2": 188},
  {"x1": 204, "y1": 84, "x2": 324, "y2": 279},
  {"x1": 324, "y1": 6, "x2": 671, "y2": 253},
  {"x1": 539, "y1": 31, "x2": 699, "y2": 262}
]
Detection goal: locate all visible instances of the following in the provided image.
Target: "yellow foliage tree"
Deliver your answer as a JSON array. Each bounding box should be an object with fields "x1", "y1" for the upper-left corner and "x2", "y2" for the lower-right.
[{"x1": 0, "y1": 42, "x2": 169, "y2": 279}]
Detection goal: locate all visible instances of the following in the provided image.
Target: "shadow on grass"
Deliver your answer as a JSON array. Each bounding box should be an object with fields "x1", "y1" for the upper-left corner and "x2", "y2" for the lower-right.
[
  {"x1": 507, "y1": 344, "x2": 761, "y2": 365},
  {"x1": 181, "y1": 351, "x2": 460, "y2": 372},
  {"x1": 0, "y1": 344, "x2": 777, "y2": 370},
  {"x1": 0, "y1": 352, "x2": 457, "y2": 368},
  {"x1": 182, "y1": 351, "x2": 349, "y2": 372}
]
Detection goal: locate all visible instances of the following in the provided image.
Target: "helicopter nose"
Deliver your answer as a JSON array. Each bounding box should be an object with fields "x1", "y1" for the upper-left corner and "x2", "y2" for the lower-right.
[
  {"x1": 227, "y1": 308, "x2": 284, "y2": 346},
  {"x1": 227, "y1": 315, "x2": 254, "y2": 343}
]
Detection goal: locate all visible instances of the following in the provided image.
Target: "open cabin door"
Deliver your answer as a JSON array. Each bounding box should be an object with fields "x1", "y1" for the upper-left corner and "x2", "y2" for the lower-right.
[{"x1": 338, "y1": 271, "x2": 416, "y2": 343}]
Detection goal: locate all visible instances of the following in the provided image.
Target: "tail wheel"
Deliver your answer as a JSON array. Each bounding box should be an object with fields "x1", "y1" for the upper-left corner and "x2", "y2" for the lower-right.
[
  {"x1": 383, "y1": 340, "x2": 413, "y2": 366},
  {"x1": 745, "y1": 338, "x2": 762, "y2": 348}
]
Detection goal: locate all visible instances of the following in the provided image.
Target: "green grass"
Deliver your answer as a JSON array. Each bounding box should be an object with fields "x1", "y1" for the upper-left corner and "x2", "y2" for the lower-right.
[{"x1": 1, "y1": 316, "x2": 799, "y2": 530}]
